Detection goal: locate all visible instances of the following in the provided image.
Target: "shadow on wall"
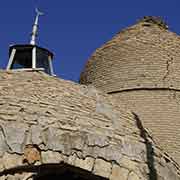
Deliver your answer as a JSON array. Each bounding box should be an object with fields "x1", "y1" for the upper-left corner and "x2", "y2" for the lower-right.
[{"x1": 132, "y1": 112, "x2": 157, "y2": 180}]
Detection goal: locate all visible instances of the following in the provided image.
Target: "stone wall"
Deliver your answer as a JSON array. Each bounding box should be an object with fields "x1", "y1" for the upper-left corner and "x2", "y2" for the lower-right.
[
  {"x1": 0, "y1": 71, "x2": 179, "y2": 179},
  {"x1": 79, "y1": 19, "x2": 180, "y2": 168},
  {"x1": 111, "y1": 89, "x2": 180, "y2": 165}
]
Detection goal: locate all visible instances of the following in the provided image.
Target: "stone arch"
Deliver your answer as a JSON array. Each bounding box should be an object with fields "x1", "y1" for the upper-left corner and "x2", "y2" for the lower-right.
[
  {"x1": 32, "y1": 163, "x2": 107, "y2": 180},
  {"x1": 0, "y1": 163, "x2": 107, "y2": 180}
]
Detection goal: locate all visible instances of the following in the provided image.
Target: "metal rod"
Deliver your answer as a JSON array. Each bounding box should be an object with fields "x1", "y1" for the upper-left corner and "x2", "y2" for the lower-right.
[
  {"x1": 32, "y1": 47, "x2": 36, "y2": 69},
  {"x1": 30, "y1": 8, "x2": 44, "y2": 45},
  {"x1": 6, "y1": 48, "x2": 16, "y2": 70},
  {"x1": 48, "y1": 55, "x2": 55, "y2": 76}
]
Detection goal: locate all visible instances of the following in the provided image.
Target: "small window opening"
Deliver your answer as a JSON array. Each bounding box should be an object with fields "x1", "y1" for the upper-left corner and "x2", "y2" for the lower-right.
[{"x1": 11, "y1": 49, "x2": 32, "y2": 69}]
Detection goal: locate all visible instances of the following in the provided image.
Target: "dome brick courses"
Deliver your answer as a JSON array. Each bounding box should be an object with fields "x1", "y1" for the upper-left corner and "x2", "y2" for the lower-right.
[
  {"x1": 80, "y1": 17, "x2": 180, "y2": 165},
  {"x1": 0, "y1": 70, "x2": 179, "y2": 179},
  {"x1": 80, "y1": 17, "x2": 180, "y2": 91}
]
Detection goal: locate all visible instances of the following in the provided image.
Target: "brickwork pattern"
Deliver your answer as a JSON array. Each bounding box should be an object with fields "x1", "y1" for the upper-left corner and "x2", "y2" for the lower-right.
[
  {"x1": 80, "y1": 19, "x2": 180, "y2": 166},
  {"x1": 0, "y1": 71, "x2": 179, "y2": 179},
  {"x1": 80, "y1": 21, "x2": 180, "y2": 92},
  {"x1": 111, "y1": 90, "x2": 180, "y2": 165}
]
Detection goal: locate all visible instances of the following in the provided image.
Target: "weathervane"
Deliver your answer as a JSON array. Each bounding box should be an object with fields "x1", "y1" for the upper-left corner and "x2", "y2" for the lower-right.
[{"x1": 30, "y1": 8, "x2": 44, "y2": 45}]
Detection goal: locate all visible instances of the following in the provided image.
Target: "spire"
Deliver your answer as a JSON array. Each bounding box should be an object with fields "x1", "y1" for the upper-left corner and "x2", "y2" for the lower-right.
[{"x1": 30, "y1": 8, "x2": 44, "y2": 45}]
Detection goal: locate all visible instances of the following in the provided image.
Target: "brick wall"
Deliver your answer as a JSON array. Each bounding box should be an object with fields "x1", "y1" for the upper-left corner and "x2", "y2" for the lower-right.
[
  {"x1": 80, "y1": 22, "x2": 180, "y2": 92},
  {"x1": 0, "y1": 71, "x2": 179, "y2": 180},
  {"x1": 111, "y1": 89, "x2": 180, "y2": 165},
  {"x1": 80, "y1": 19, "x2": 180, "y2": 166}
]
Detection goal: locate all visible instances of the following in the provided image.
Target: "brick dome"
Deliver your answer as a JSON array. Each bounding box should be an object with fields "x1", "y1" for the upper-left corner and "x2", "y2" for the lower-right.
[
  {"x1": 80, "y1": 17, "x2": 180, "y2": 166},
  {"x1": 0, "y1": 70, "x2": 179, "y2": 180},
  {"x1": 80, "y1": 16, "x2": 180, "y2": 92}
]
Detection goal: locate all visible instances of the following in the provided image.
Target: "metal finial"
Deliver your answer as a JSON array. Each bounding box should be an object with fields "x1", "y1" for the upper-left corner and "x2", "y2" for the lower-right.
[{"x1": 30, "y1": 8, "x2": 44, "y2": 45}]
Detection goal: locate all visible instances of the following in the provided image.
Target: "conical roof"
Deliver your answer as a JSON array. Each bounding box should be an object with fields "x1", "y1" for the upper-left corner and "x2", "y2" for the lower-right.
[
  {"x1": 80, "y1": 16, "x2": 180, "y2": 93},
  {"x1": 0, "y1": 70, "x2": 179, "y2": 179}
]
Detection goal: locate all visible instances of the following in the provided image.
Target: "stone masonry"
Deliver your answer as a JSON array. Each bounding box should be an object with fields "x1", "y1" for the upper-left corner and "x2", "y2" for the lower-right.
[
  {"x1": 80, "y1": 17, "x2": 180, "y2": 166},
  {"x1": 0, "y1": 70, "x2": 179, "y2": 179}
]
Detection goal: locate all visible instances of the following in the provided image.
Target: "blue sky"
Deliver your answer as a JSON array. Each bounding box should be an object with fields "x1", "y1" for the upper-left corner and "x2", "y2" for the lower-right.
[{"x1": 0, "y1": 0, "x2": 180, "y2": 81}]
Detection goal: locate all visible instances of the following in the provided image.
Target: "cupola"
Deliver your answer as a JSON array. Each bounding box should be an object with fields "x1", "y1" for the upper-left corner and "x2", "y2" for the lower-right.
[{"x1": 6, "y1": 8, "x2": 55, "y2": 76}]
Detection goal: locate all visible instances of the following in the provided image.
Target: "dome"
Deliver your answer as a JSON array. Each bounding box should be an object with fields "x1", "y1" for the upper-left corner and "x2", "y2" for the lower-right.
[
  {"x1": 80, "y1": 16, "x2": 180, "y2": 92},
  {"x1": 79, "y1": 16, "x2": 180, "y2": 166},
  {"x1": 0, "y1": 70, "x2": 179, "y2": 180}
]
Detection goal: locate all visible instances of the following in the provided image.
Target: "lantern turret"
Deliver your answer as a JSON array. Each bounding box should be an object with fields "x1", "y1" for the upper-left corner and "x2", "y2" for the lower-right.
[{"x1": 6, "y1": 8, "x2": 55, "y2": 76}]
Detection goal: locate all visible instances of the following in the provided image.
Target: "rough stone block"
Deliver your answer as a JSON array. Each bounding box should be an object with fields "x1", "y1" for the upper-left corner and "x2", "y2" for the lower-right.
[
  {"x1": 3, "y1": 153, "x2": 22, "y2": 169},
  {"x1": 93, "y1": 158, "x2": 112, "y2": 178},
  {"x1": 0, "y1": 176, "x2": 6, "y2": 180},
  {"x1": 110, "y1": 165, "x2": 129, "y2": 180},
  {"x1": 128, "y1": 171, "x2": 140, "y2": 180},
  {"x1": 75, "y1": 157, "x2": 94, "y2": 172},
  {"x1": 3, "y1": 123, "x2": 29, "y2": 154},
  {"x1": 0, "y1": 158, "x2": 4, "y2": 171},
  {"x1": 119, "y1": 156, "x2": 139, "y2": 171},
  {"x1": 41, "y1": 151, "x2": 62, "y2": 164},
  {"x1": 68, "y1": 154, "x2": 78, "y2": 166}
]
